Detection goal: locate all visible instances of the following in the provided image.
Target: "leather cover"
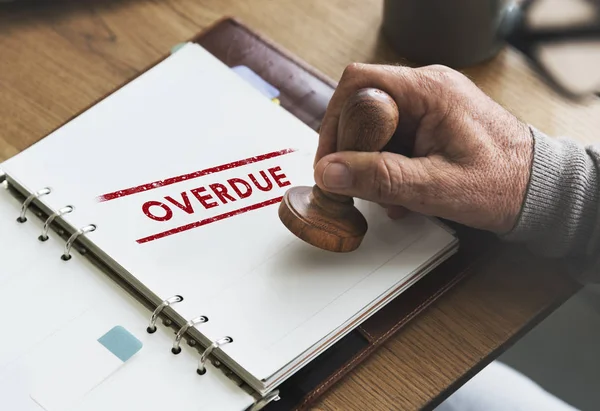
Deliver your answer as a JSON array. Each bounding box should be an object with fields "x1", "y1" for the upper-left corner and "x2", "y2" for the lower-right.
[{"x1": 189, "y1": 17, "x2": 498, "y2": 410}]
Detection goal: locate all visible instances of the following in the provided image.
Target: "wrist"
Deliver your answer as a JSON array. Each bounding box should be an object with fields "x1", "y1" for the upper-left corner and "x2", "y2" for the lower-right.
[
  {"x1": 496, "y1": 121, "x2": 534, "y2": 234},
  {"x1": 501, "y1": 126, "x2": 600, "y2": 257}
]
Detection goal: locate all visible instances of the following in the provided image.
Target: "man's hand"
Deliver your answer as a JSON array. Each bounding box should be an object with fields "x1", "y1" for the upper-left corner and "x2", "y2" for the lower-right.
[{"x1": 313, "y1": 63, "x2": 534, "y2": 234}]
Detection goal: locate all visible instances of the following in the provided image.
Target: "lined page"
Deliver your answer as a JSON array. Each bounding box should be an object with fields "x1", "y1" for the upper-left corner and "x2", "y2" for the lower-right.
[
  {"x1": 1, "y1": 43, "x2": 456, "y2": 383},
  {"x1": 0, "y1": 186, "x2": 253, "y2": 411}
]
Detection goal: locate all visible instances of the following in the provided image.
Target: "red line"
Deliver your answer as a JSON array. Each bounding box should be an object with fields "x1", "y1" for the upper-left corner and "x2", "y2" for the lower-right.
[
  {"x1": 136, "y1": 196, "x2": 283, "y2": 243},
  {"x1": 97, "y1": 149, "x2": 296, "y2": 202}
]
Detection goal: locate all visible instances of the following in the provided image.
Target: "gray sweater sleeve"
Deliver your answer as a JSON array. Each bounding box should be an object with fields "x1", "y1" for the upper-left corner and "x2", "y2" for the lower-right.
[{"x1": 502, "y1": 126, "x2": 600, "y2": 284}]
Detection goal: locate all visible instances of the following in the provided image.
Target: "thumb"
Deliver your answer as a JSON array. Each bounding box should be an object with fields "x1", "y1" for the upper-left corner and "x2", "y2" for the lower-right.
[{"x1": 313, "y1": 151, "x2": 431, "y2": 207}]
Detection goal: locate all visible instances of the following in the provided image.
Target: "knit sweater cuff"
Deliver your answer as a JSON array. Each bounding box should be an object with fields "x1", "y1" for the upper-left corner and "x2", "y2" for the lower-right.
[{"x1": 502, "y1": 126, "x2": 600, "y2": 258}]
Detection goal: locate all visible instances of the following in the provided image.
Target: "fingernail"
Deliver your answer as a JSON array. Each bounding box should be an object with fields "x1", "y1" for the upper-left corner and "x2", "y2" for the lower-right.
[{"x1": 322, "y1": 163, "x2": 351, "y2": 188}]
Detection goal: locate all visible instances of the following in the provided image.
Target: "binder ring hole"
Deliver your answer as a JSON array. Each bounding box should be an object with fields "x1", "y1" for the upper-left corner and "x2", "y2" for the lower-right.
[
  {"x1": 18, "y1": 187, "x2": 51, "y2": 223},
  {"x1": 41, "y1": 205, "x2": 74, "y2": 242},
  {"x1": 61, "y1": 224, "x2": 96, "y2": 261},
  {"x1": 171, "y1": 315, "x2": 208, "y2": 355},
  {"x1": 147, "y1": 295, "x2": 184, "y2": 334},
  {"x1": 197, "y1": 336, "x2": 232, "y2": 375}
]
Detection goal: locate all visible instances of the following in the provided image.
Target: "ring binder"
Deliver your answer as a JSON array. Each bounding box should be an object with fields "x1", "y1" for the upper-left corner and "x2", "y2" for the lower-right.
[
  {"x1": 61, "y1": 224, "x2": 96, "y2": 261},
  {"x1": 171, "y1": 316, "x2": 208, "y2": 354},
  {"x1": 147, "y1": 295, "x2": 184, "y2": 333},
  {"x1": 17, "y1": 187, "x2": 51, "y2": 223},
  {"x1": 39, "y1": 205, "x2": 74, "y2": 241},
  {"x1": 248, "y1": 390, "x2": 281, "y2": 411},
  {"x1": 196, "y1": 336, "x2": 233, "y2": 375}
]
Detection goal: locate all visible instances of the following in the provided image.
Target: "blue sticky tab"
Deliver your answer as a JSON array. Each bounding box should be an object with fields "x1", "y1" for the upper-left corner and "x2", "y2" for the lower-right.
[
  {"x1": 231, "y1": 65, "x2": 280, "y2": 99},
  {"x1": 97, "y1": 326, "x2": 143, "y2": 362}
]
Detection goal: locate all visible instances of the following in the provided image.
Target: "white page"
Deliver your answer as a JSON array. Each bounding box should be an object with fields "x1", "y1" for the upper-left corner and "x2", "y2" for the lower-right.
[
  {"x1": 0, "y1": 43, "x2": 456, "y2": 382},
  {"x1": 0, "y1": 186, "x2": 253, "y2": 411},
  {"x1": 184, "y1": 203, "x2": 455, "y2": 380}
]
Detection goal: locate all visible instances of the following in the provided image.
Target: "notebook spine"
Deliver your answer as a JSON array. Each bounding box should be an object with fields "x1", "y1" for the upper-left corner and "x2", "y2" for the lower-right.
[
  {"x1": 13, "y1": 184, "x2": 97, "y2": 260},
  {"x1": 166, "y1": 315, "x2": 234, "y2": 376},
  {"x1": 6, "y1": 180, "x2": 279, "y2": 410},
  {"x1": 160, "y1": 312, "x2": 235, "y2": 377},
  {"x1": 146, "y1": 304, "x2": 278, "y2": 411}
]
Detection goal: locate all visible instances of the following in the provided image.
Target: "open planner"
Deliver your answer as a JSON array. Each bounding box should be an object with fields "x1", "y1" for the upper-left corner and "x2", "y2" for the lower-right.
[{"x1": 0, "y1": 30, "x2": 458, "y2": 410}]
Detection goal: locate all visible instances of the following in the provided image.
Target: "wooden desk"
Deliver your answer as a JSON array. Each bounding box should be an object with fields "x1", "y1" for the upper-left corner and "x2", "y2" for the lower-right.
[{"x1": 1, "y1": 1, "x2": 598, "y2": 410}]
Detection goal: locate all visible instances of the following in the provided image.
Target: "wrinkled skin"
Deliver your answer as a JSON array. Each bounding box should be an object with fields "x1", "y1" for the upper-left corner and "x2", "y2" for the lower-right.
[{"x1": 313, "y1": 63, "x2": 533, "y2": 234}]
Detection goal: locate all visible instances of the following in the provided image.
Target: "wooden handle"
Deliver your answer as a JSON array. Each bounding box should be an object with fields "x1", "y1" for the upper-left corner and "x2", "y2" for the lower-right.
[
  {"x1": 279, "y1": 88, "x2": 398, "y2": 252},
  {"x1": 337, "y1": 88, "x2": 399, "y2": 153},
  {"x1": 321, "y1": 88, "x2": 399, "y2": 203}
]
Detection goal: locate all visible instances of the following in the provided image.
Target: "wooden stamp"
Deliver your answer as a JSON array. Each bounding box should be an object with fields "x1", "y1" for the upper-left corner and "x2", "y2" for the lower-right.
[{"x1": 278, "y1": 88, "x2": 399, "y2": 252}]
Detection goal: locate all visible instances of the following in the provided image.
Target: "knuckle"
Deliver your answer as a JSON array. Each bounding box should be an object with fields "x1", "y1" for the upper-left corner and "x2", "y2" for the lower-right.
[
  {"x1": 431, "y1": 70, "x2": 457, "y2": 88},
  {"x1": 421, "y1": 65, "x2": 465, "y2": 89},
  {"x1": 341, "y1": 62, "x2": 364, "y2": 80},
  {"x1": 413, "y1": 66, "x2": 470, "y2": 114},
  {"x1": 412, "y1": 70, "x2": 444, "y2": 98},
  {"x1": 434, "y1": 69, "x2": 456, "y2": 86},
  {"x1": 381, "y1": 64, "x2": 410, "y2": 78},
  {"x1": 426, "y1": 64, "x2": 458, "y2": 75},
  {"x1": 425, "y1": 64, "x2": 455, "y2": 74}
]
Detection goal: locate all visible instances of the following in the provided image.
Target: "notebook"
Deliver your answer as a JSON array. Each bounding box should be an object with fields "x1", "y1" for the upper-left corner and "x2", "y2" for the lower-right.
[
  {"x1": 0, "y1": 38, "x2": 458, "y2": 409},
  {"x1": 0, "y1": 185, "x2": 255, "y2": 411}
]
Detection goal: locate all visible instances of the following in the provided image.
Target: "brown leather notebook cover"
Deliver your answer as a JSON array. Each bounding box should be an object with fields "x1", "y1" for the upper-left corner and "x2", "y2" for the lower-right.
[{"x1": 188, "y1": 17, "x2": 499, "y2": 410}]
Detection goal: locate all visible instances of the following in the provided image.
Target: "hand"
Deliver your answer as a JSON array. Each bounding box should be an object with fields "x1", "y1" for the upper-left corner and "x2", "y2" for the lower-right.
[{"x1": 313, "y1": 63, "x2": 534, "y2": 234}]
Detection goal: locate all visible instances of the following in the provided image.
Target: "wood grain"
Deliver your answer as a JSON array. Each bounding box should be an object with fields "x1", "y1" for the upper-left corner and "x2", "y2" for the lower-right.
[
  {"x1": 0, "y1": 1, "x2": 595, "y2": 410},
  {"x1": 336, "y1": 88, "x2": 399, "y2": 153},
  {"x1": 279, "y1": 184, "x2": 369, "y2": 253}
]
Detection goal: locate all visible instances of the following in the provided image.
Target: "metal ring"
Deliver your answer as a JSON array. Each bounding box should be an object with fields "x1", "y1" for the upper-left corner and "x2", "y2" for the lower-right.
[
  {"x1": 39, "y1": 205, "x2": 74, "y2": 241},
  {"x1": 171, "y1": 316, "x2": 208, "y2": 354},
  {"x1": 196, "y1": 336, "x2": 233, "y2": 375},
  {"x1": 61, "y1": 224, "x2": 96, "y2": 261},
  {"x1": 147, "y1": 295, "x2": 184, "y2": 334},
  {"x1": 17, "y1": 187, "x2": 51, "y2": 223},
  {"x1": 248, "y1": 390, "x2": 281, "y2": 411}
]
